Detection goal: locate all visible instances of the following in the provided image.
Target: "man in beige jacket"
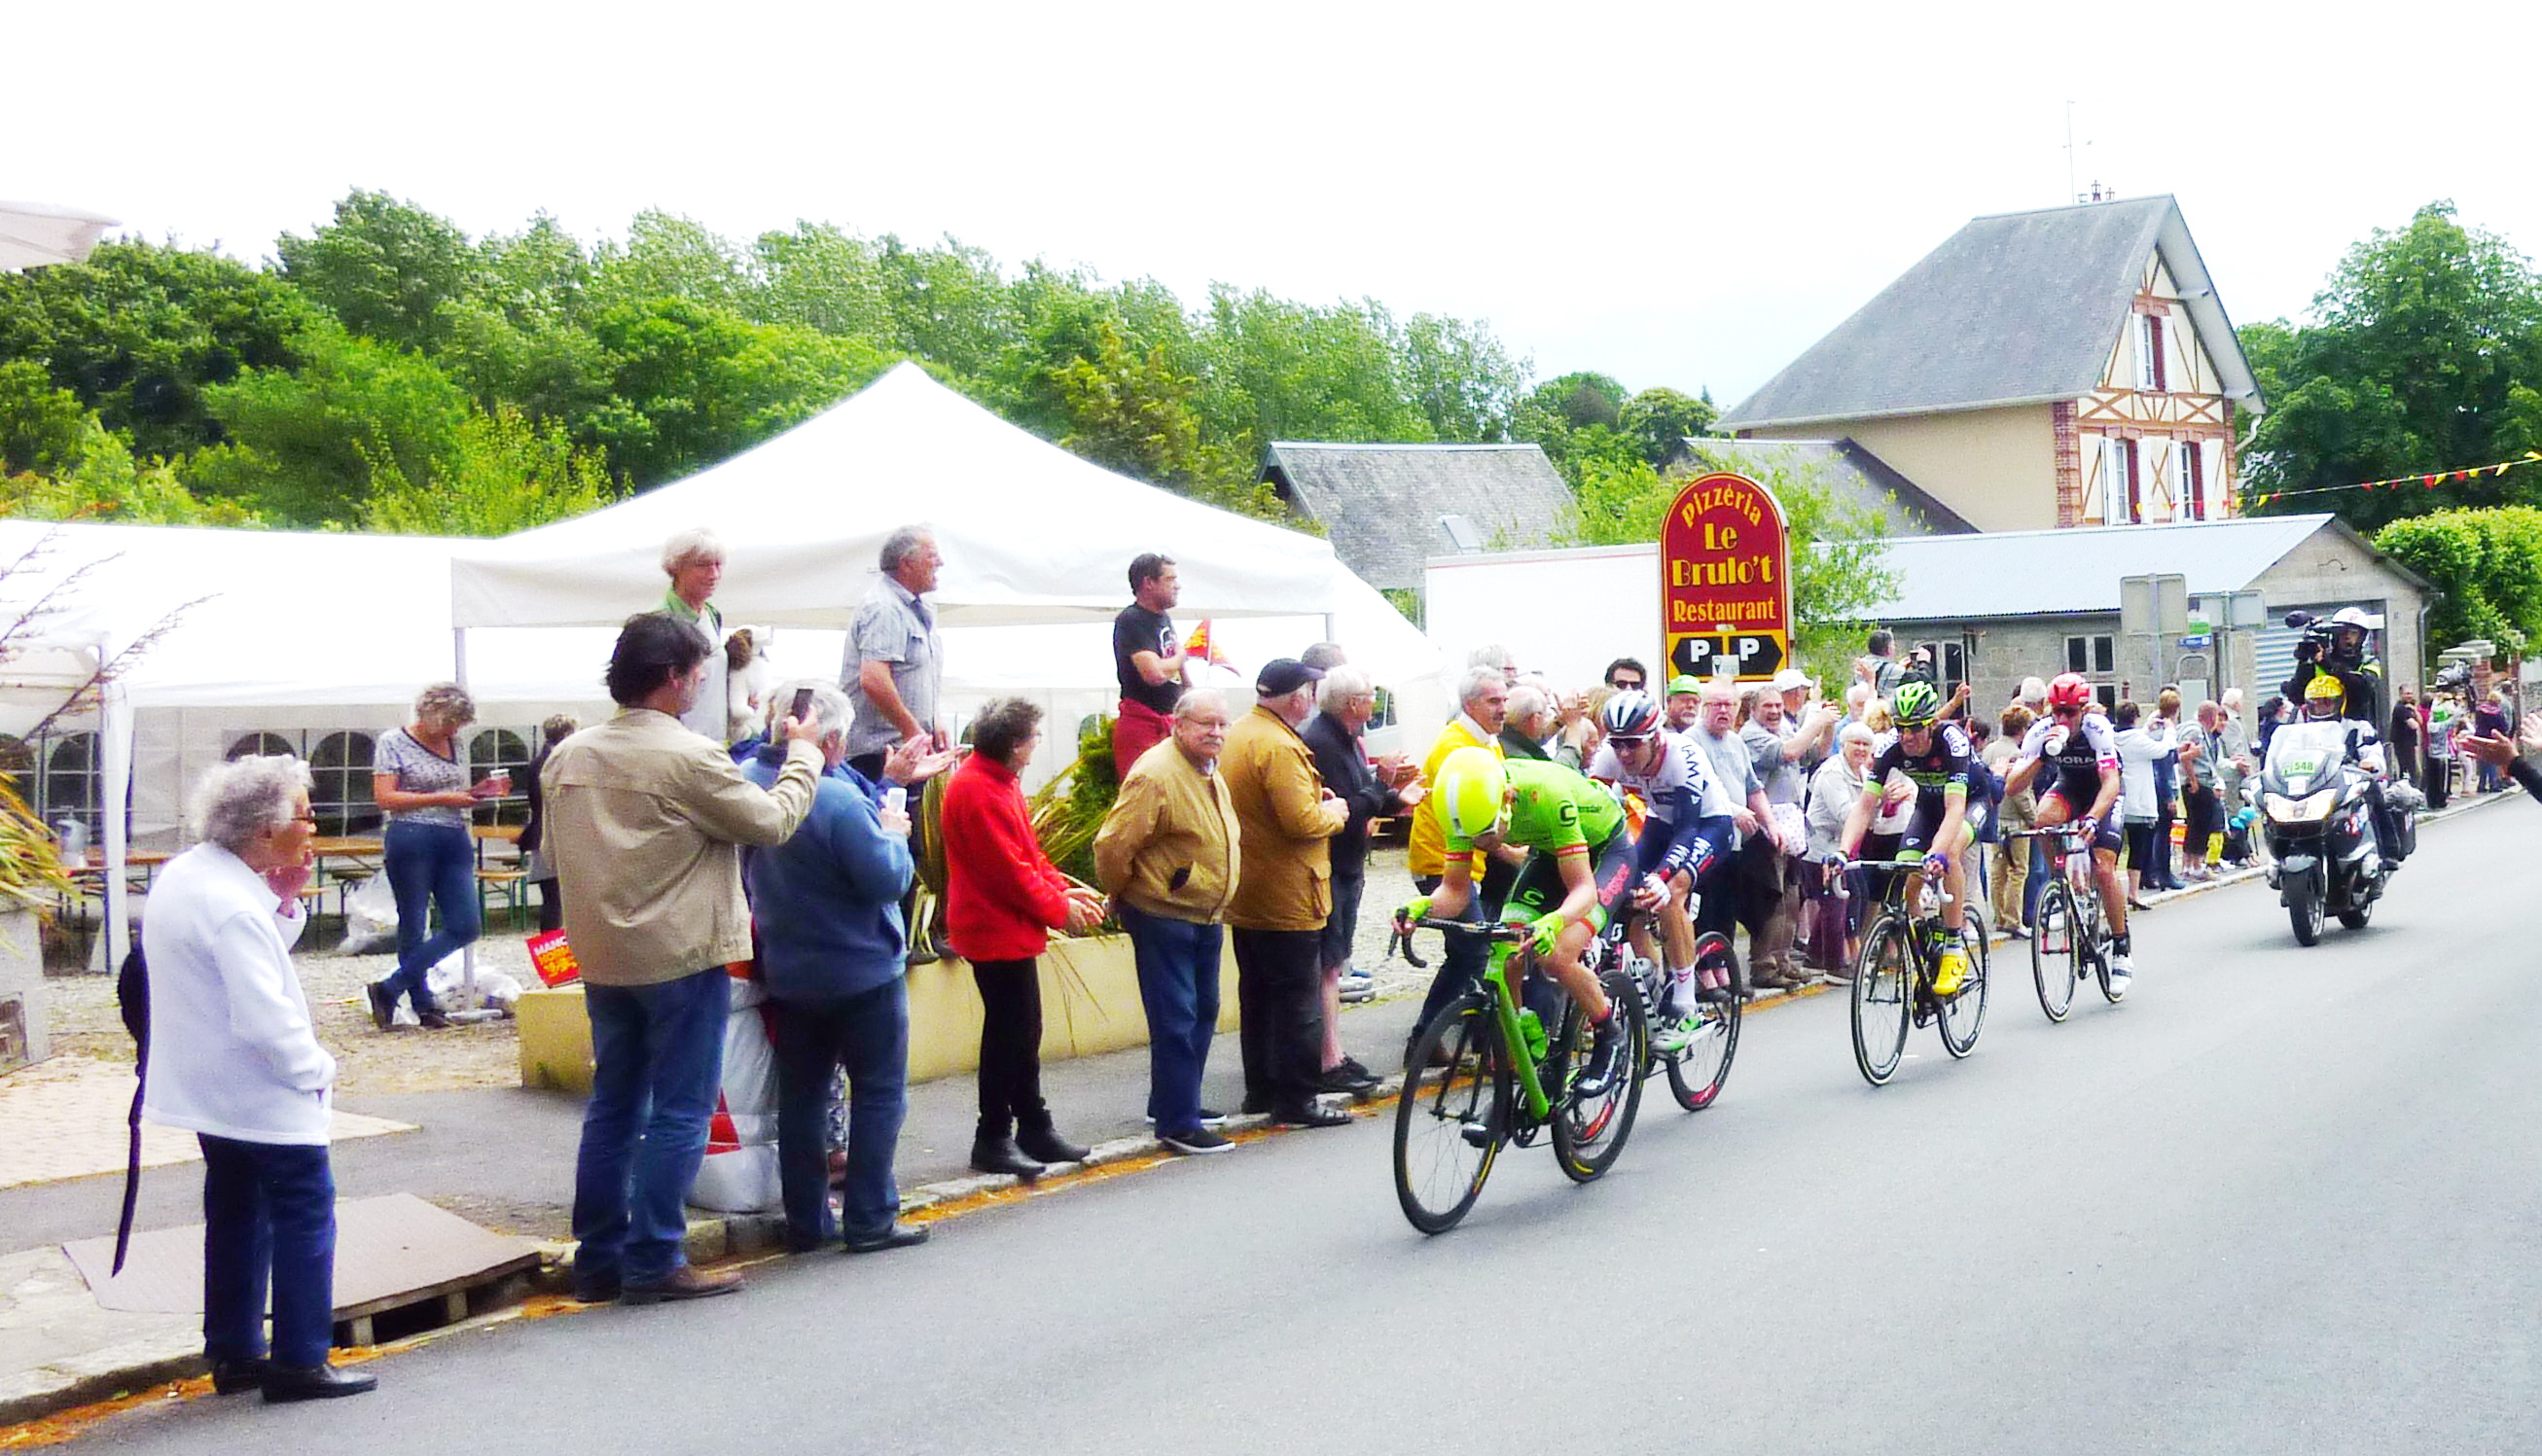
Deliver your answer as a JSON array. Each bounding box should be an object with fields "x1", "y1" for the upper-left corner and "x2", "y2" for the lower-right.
[
  {"x1": 1221, "y1": 659, "x2": 1350, "y2": 1128},
  {"x1": 543, "y1": 612, "x2": 821, "y2": 1305},
  {"x1": 1094, "y1": 689, "x2": 1240, "y2": 1154}
]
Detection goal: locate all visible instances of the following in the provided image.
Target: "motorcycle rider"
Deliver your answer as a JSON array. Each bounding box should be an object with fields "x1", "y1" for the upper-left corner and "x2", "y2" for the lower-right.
[
  {"x1": 2283, "y1": 607, "x2": 2386, "y2": 731},
  {"x1": 2292, "y1": 675, "x2": 2406, "y2": 868}
]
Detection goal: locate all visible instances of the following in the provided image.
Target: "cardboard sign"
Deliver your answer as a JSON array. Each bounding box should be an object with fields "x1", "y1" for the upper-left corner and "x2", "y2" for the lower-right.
[
  {"x1": 1661, "y1": 471, "x2": 1792, "y2": 683},
  {"x1": 525, "y1": 929, "x2": 582, "y2": 987}
]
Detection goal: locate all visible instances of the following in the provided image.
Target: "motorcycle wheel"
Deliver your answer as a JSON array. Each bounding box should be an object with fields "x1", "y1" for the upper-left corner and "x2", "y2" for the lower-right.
[
  {"x1": 2289, "y1": 877, "x2": 2325, "y2": 945},
  {"x1": 2337, "y1": 897, "x2": 2374, "y2": 931}
]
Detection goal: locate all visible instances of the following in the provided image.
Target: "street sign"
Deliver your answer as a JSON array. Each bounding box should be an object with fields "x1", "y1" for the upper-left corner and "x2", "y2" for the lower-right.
[
  {"x1": 1660, "y1": 471, "x2": 1791, "y2": 685},
  {"x1": 2181, "y1": 633, "x2": 2212, "y2": 650}
]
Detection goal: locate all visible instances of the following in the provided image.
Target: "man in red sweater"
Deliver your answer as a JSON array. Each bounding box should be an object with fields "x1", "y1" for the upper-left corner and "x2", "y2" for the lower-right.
[{"x1": 941, "y1": 697, "x2": 1106, "y2": 1179}]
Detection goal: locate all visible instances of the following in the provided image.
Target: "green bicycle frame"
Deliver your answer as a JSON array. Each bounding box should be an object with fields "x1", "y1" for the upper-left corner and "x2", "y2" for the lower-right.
[{"x1": 1482, "y1": 951, "x2": 1557, "y2": 1121}]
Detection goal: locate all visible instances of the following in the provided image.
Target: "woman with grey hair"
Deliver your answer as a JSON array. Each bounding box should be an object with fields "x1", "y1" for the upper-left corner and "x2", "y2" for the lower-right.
[
  {"x1": 370, "y1": 683, "x2": 504, "y2": 1030},
  {"x1": 660, "y1": 528, "x2": 732, "y2": 743},
  {"x1": 141, "y1": 756, "x2": 376, "y2": 1402}
]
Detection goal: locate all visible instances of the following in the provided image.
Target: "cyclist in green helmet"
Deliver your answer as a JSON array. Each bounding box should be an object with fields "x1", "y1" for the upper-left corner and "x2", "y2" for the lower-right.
[
  {"x1": 1399, "y1": 747, "x2": 1635, "y2": 1096},
  {"x1": 1829, "y1": 678, "x2": 1978, "y2": 996}
]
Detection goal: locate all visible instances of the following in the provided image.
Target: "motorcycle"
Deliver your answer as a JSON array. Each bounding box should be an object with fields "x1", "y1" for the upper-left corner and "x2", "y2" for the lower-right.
[{"x1": 2255, "y1": 721, "x2": 2390, "y2": 945}]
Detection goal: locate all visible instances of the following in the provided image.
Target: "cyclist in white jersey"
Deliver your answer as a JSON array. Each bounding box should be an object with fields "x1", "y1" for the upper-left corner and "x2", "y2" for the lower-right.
[
  {"x1": 1587, "y1": 691, "x2": 1739, "y2": 1046},
  {"x1": 2002, "y1": 671, "x2": 2133, "y2": 980}
]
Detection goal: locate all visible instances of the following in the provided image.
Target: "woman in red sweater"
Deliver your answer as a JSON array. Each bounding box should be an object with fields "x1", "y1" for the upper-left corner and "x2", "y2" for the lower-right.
[{"x1": 942, "y1": 698, "x2": 1108, "y2": 1179}]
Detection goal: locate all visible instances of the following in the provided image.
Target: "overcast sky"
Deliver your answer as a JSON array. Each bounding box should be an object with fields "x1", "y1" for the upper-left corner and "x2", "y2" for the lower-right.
[{"x1": 18, "y1": 1, "x2": 2542, "y2": 411}]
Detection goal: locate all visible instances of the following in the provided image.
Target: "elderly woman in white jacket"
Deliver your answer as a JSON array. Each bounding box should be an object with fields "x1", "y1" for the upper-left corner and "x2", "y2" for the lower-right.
[{"x1": 141, "y1": 756, "x2": 376, "y2": 1403}]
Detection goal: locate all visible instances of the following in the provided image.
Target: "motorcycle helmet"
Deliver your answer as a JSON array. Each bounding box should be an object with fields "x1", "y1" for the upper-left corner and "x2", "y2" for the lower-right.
[
  {"x1": 1890, "y1": 679, "x2": 1941, "y2": 729},
  {"x1": 2048, "y1": 672, "x2": 2094, "y2": 710},
  {"x1": 1431, "y1": 746, "x2": 1508, "y2": 843},
  {"x1": 2329, "y1": 606, "x2": 2374, "y2": 657},
  {"x1": 2304, "y1": 673, "x2": 2346, "y2": 719},
  {"x1": 1600, "y1": 690, "x2": 1662, "y2": 740}
]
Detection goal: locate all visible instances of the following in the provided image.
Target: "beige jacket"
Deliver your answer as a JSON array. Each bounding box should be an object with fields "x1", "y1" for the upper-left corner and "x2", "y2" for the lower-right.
[
  {"x1": 1221, "y1": 704, "x2": 1346, "y2": 931},
  {"x1": 1093, "y1": 738, "x2": 1239, "y2": 924},
  {"x1": 541, "y1": 708, "x2": 820, "y2": 986}
]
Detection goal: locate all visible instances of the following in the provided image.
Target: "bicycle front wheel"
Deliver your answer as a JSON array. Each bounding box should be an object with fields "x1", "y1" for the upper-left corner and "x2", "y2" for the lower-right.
[
  {"x1": 1552, "y1": 967, "x2": 1647, "y2": 1183},
  {"x1": 1851, "y1": 915, "x2": 1914, "y2": 1086},
  {"x1": 1393, "y1": 994, "x2": 1507, "y2": 1234},
  {"x1": 1665, "y1": 932, "x2": 1742, "y2": 1112},
  {"x1": 2030, "y1": 880, "x2": 2080, "y2": 1023},
  {"x1": 1935, "y1": 921, "x2": 1988, "y2": 1059}
]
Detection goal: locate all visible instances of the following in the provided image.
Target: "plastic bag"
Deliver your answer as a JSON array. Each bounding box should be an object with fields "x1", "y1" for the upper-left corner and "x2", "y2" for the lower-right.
[
  {"x1": 376, "y1": 950, "x2": 525, "y2": 1023},
  {"x1": 340, "y1": 874, "x2": 398, "y2": 956},
  {"x1": 690, "y1": 985, "x2": 782, "y2": 1213}
]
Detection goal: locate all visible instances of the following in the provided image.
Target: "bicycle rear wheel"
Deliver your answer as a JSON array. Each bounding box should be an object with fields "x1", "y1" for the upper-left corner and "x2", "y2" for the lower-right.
[
  {"x1": 1551, "y1": 968, "x2": 1647, "y2": 1183},
  {"x1": 1851, "y1": 915, "x2": 1914, "y2": 1086},
  {"x1": 1392, "y1": 994, "x2": 1507, "y2": 1234},
  {"x1": 1935, "y1": 921, "x2": 1987, "y2": 1058},
  {"x1": 2030, "y1": 880, "x2": 2079, "y2": 1023},
  {"x1": 1665, "y1": 932, "x2": 1742, "y2": 1111}
]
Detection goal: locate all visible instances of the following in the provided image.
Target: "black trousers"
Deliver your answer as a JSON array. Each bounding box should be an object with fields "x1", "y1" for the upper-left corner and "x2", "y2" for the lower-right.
[
  {"x1": 1232, "y1": 927, "x2": 1324, "y2": 1111},
  {"x1": 535, "y1": 876, "x2": 563, "y2": 934},
  {"x1": 971, "y1": 957, "x2": 1051, "y2": 1140}
]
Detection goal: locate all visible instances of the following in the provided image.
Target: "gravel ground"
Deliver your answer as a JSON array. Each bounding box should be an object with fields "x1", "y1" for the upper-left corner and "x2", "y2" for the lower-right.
[{"x1": 43, "y1": 845, "x2": 1429, "y2": 1096}]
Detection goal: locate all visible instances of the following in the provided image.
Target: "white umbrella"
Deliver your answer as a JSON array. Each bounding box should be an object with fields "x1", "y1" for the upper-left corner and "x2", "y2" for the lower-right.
[{"x1": 0, "y1": 199, "x2": 117, "y2": 271}]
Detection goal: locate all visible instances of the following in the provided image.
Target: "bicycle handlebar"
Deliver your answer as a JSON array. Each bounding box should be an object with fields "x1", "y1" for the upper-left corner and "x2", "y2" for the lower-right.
[{"x1": 1408, "y1": 917, "x2": 1526, "y2": 940}]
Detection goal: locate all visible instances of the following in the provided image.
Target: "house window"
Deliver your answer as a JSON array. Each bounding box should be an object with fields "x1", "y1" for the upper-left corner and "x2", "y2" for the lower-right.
[
  {"x1": 2148, "y1": 316, "x2": 2168, "y2": 392},
  {"x1": 2067, "y1": 635, "x2": 2116, "y2": 676},
  {"x1": 37, "y1": 733, "x2": 100, "y2": 840},
  {"x1": 2102, "y1": 437, "x2": 2142, "y2": 525},
  {"x1": 2184, "y1": 442, "x2": 2206, "y2": 521},
  {"x1": 469, "y1": 728, "x2": 531, "y2": 827},
  {"x1": 227, "y1": 731, "x2": 297, "y2": 762},
  {"x1": 1914, "y1": 639, "x2": 1970, "y2": 699},
  {"x1": 310, "y1": 731, "x2": 378, "y2": 836},
  {"x1": 2134, "y1": 315, "x2": 2159, "y2": 392}
]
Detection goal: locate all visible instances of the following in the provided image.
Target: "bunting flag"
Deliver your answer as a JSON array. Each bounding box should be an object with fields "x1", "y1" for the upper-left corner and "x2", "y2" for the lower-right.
[{"x1": 2241, "y1": 450, "x2": 2542, "y2": 511}]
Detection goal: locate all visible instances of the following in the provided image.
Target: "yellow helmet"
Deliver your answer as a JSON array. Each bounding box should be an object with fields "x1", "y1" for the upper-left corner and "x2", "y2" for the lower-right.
[
  {"x1": 1431, "y1": 746, "x2": 1507, "y2": 842},
  {"x1": 2305, "y1": 674, "x2": 2345, "y2": 706}
]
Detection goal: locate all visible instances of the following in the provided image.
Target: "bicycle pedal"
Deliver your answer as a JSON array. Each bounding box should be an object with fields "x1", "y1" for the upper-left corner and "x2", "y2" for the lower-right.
[{"x1": 1459, "y1": 1119, "x2": 1496, "y2": 1150}]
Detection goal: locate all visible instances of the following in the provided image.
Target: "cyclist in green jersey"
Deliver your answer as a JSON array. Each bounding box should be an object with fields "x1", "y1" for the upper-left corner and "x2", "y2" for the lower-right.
[{"x1": 1399, "y1": 748, "x2": 1636, "y2": 1095}]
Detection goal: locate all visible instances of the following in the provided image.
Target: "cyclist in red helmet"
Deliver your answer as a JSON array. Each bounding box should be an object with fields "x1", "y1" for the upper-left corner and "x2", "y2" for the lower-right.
[{"x1": 2004, "y1": 672, "x2": 2133, "y2": 981}]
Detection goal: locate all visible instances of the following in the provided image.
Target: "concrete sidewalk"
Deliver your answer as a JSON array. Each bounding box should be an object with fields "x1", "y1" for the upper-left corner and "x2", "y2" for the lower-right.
[{"x1": 4, "y1": 782, "x2": 2512, "y2": 1428}]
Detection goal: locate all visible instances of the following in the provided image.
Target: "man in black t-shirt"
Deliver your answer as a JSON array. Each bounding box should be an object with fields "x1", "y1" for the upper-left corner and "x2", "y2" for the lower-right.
[{"x1": 1113, "y1": 553, "x2": 1190, "y2": 781}]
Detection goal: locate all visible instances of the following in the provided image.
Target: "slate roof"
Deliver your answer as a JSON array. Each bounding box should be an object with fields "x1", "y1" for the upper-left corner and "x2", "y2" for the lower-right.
[
  {"x1": 1857, "y1": 514, "x2": 2423, "y2": 621},
  {"x1": 1675, "y1": 437, "x2": 1976, "y2": 537},
  {"x1": 1261, "y1": 443, "x2": 1575, "y2": 590},
  {"x1": 1721, "y1": 195, "x2": 2262, "y2": 430}
]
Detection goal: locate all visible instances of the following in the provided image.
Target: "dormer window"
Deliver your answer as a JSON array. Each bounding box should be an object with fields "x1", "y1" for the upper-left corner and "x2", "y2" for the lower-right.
[{"x1": 2134, "y1": 313, "x2": 2168, "y2": 393}]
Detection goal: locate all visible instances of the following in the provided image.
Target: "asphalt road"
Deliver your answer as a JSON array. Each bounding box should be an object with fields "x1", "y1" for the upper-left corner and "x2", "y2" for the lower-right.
[{"x1": 63, "y1": 796, "x2": 2542, "y2": 1454}]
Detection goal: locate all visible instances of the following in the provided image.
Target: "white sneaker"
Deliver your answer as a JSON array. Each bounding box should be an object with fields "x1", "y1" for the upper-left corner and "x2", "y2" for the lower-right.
[{"x1": 2106, "y1": 945, "x2": 2133, "y2": 987}]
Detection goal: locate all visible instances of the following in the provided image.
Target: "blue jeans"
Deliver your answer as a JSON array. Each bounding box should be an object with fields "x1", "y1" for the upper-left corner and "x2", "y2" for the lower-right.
[
  {"x1": 770, "y1": 981, "x2": 909, "y2": 1244},
  {"x1": 198, "y1": 1135, "x2": 337, "y2": 1367},
  {"x1": 383, "y1": 821, "x2": 481, "y2": 1016},
  {"x1": 573, "y1": 968, "x2": 730, "y2": 1288},
  {"x1": 1121, "y1": 903, "x2": 1221, "y2": 1137}
]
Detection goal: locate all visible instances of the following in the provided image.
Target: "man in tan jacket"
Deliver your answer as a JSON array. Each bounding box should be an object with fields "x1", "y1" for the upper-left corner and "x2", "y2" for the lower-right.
[
  {"x1": 1221, "y1": 659, "x2": 1350, "y2": 1128},
  {"x1": 543, "y1": 612, "x2": 821, "y2": 1305},
  {"x1": 1094, "y1": 689, "x2": 1240, "y2": 1154}
]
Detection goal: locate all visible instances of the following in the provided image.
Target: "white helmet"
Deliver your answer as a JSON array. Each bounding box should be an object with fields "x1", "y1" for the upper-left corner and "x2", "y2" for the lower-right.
[{"x1": 2330, "y1": 606, "x2": 2378, "y2": 630}]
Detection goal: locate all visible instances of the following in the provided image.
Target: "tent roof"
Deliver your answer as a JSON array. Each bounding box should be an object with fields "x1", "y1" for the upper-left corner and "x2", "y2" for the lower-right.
[
  {"x1": 448, "y1": 363, "x2": 1346, "y2": 630},
  {"x1": 1720, "y1": 195, "x2": 2262, "y2": 430}
]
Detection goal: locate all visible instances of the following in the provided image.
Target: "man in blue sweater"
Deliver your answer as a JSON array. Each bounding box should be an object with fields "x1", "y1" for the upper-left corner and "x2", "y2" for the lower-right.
[{"x1": 742, "y1": 682, "x2": 941, "y2": 1255}]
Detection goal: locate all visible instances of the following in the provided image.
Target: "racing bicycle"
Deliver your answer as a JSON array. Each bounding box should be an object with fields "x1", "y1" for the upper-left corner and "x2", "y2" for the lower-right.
[
  {"x1": 2010, "y1": 825, "x2": 2123, "y2": 1020},
  {"x1": 1834, "y1": 854, "x2": 1988, "y2": 1085}
]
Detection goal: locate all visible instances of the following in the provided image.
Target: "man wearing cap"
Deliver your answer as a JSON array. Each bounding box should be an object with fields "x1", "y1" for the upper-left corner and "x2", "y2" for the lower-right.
[
  {"x1": 1745, "y1": 670, "x2": 1838, "y2": 982},
  {"x1": 1664, "y1": 674, "x2": 1703, "y2": 734},
  {"x1": 1220, "y1": 658, "x2": 1352, "y2": 1127}
]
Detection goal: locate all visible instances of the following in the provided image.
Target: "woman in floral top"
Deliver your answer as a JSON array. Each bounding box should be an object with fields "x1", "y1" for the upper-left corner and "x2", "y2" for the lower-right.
[{"x1": 369, "y1": 684, "x2": 505, "y2": 1029}]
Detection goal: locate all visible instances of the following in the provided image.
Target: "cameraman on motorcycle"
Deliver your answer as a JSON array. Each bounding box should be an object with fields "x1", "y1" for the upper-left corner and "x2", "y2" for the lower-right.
[{"x1": 2283, "y1": 607, "x2": 2386, "y2": 731}]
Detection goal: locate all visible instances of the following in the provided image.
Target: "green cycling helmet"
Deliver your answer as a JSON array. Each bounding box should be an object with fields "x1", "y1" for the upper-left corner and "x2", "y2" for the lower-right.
[
  {"x1": 1890, "y1": 679, "x2": 1941, "y2": 728},
  {"x1": 1431, "y1": 746, "x2": 1508, "y2": 842}
]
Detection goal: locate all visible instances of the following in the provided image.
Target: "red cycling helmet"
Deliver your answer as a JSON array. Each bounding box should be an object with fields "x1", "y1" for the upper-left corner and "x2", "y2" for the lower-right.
[{"x1": 2048, "y1": 672, "x2": 2094, "y2": 709}]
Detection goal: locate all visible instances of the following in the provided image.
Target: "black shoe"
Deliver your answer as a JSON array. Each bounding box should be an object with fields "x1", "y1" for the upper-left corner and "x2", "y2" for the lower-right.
[
  {"x1": 622, "y1": 1265, "x2": 744, "y2": 1304},
  {"x1": 417, "y1": 1010, "x2": 454, "y2": 1030},
  {"x1": 366, "y1": 983, "x2": 394, "y2": 1032},
  {"x1": 1316, "y1": 1062, "x2": 1381, "y2": 1097},
  {"x1": 1015, "y1": 1125, "x2": 1091, "y2": 1165},
  {"x1": 969, "y1": 1135, "x2": 1047, "y2": 1180},
  {"x1": 842, "y1": 1222, "x2": 930, "y2": 1255},
  {"x1": 1572, "y1": 1018, "x2": 1625, "y2": 1099},
  {"x1": 569, "y1": 1276, "x2": 621, "y2": 1302},
  {"x1": 262, "y1": 1362, "x2": 377, "y2": 1403},
  {"x1": 209, "y1": 1357, "x2": 269, "y2": 1395},
  {"x1": 1271, "y1": 1101, "x2": 1352, "y2": 1128},
  {"x1": 1160, "y1": 1126, "x2": 1233, "y2": 1154},
  {"x1": 1143, "y1": 1109, "x2": 1228, "y2": 1129},
  {"x1": 1237, "y1": 1095, "x2": 1273, "y2": 1117}
]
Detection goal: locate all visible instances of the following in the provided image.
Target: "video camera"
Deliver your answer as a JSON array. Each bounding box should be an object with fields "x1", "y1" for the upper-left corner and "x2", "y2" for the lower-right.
[
  {"x1": 2434, "y1": 659, "x2": 2474, "y2": 692},
  {"x1": 2284, "y1": 609, "x2": 2357, "y2": 667}
]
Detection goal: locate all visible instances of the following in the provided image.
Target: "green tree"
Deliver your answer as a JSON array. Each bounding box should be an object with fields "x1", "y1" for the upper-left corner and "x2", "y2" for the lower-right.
[
  {"x1": 0, "y1": 238, "x2": 318, "y2": 459},
  {"x1": 2374, "y1": 507, "x2": 2542, "y2": 654},
  {"x1": 1557, "y1": 444, "x2": 1895, "y2": 678},
  {"x1": 275, "y1": 190, "x2": 485, "y2": 354},
  {"x1": 189, "y1": 319, "x2": 474, "y2": 525},
  {"x1": 2243, "y1": 202, "x2": 2542, "y2": 530},
  {"x1": 585, "y1": 298, "x2": 893, "y2": 489},
  {"x1": 364, "y1": 405, "x2": 616, "y2": 536},
  {"x1": 1393, "y1": 312, "x2": 1526, "y2": 443},
  {"x1": 1194, "y1": 288, "x2": 1427, "y2": 458},
  {"x1": 1050, "y1": 318, "x2": 1282, "y2": 520},
  {"x1": 752, "y1": 222, "x2": 891, "y2": 340},
  {"x1": 874, "y1": 234, "x2": 1021, "y2": 390},
  {"x1": 1, "y1": 418, "x2": 260, "y2": 526},
  {"x1": 589, "y1": 210, "x2": 756, "y2": 316},
  {"x1": 0, "y1": 362, "x2": 90, "y2": 476},
  {"x1": 1618, "y1": 385, "x2": 1719, "y2": 467}
]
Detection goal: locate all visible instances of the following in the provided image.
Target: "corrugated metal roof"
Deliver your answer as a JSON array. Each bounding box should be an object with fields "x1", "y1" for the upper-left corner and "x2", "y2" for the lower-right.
[
  {"x1": 1720, "y1": 195, "x2": 2261, "y2": 430},
  {"x1": 1864, "y1": 515, "x2": 2333, "y2": 621}
]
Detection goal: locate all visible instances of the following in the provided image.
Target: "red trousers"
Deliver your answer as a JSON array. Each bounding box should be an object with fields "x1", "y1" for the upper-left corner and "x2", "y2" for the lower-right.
[{"x1": 1113, "y1": 699, "x2": 1173, "y2": 783}]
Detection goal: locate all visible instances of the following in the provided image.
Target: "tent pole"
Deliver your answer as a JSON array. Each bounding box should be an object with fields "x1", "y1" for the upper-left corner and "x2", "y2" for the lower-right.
[
  {"x1": 99, "y1": 634, "x2": 131, "y2": 977},
  {"x1": 452, "y1": 626, "x2": 479, "y2": 1012}
]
